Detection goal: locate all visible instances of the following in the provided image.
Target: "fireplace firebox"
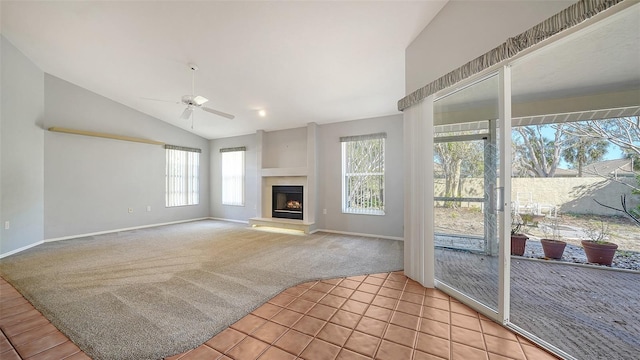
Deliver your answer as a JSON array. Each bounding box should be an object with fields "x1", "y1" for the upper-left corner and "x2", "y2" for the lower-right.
[{"x1": 272, "y1": 186, "x2": 303, "y2": 220}]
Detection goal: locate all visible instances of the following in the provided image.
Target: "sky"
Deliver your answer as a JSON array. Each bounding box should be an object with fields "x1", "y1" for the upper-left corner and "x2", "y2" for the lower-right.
[{"x1": 535, "y1": 124, "x2": 625, "y2": 169}]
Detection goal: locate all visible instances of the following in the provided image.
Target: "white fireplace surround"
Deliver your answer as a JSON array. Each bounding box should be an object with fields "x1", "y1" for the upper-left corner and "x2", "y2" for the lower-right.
[
  {"x1": 249, "y1": 123, "x2": 317, "y2": 233},
  {"x1": 264, "y1": 178, "x2": 306, "y2": 220}
]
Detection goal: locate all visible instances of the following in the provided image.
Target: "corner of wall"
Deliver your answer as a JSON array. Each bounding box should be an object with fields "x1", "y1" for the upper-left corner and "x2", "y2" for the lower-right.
[{"x1": 0, "y1": 35, "x2": 45, "y2": 256}]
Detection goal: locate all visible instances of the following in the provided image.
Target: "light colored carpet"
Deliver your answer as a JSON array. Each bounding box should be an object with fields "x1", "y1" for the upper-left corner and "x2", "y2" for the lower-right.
[{"x1": 0, "y1": 220, "x2": 403, "y2": 360}]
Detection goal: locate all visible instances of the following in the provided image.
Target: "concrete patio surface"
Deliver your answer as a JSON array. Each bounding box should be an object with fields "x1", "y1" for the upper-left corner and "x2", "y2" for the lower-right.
[{"x1": 435, "y1": 249, "x2": 640, "y2": 360}]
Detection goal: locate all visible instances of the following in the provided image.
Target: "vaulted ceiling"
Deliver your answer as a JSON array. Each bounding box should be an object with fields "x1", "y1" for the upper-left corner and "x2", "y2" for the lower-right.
[{"x1": 1, "y1": 1, "x2": 447, "y2": 139}]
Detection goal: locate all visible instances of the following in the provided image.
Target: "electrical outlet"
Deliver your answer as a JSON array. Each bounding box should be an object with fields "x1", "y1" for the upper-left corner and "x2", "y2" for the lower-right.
[
  {"x1": 146, "y1": 206, "x2": 151, "y2": 212},
  {"x1": 4, "y1": 221, "x2": 9, "y2": 230},
  {"x1": 323, "y1": 209, "x2": 327, "y2": 215},
  {"x1": 128, "y1": 208, "x2": 134, "y2": 213}
]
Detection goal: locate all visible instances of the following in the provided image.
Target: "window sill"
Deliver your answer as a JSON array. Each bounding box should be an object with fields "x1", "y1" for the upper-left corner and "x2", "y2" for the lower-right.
[{"x1": 342, "y1": 210, "x2": 385, "y2": 216}]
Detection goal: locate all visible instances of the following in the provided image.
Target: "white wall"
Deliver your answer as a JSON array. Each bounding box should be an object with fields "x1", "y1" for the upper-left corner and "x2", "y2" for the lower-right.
[
  {"x1": 0, "y1": 36, "x2": 45, "y2": 255},
  {"x1": 44, "y1": 75, "x2": 210, "y2": 239},
  {"x1": 210, "y1": 134, "x2": 258, "y2": 221},
  {"x1": 405, "y1": 0, "x2": 574, "y2": 94},
  {"x1": 317, "y1": 115, "x2": 404, "y2": 238},
  {"x1": 262, "y1": 127, "x2": 307, "y2": 168},
  {"x1": 209, "y1": 115, "x2": 404, "y2": 238}
]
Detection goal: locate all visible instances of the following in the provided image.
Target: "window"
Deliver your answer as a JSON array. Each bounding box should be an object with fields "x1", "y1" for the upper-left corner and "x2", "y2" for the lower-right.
[
  {"x1": 165, "y1": 145, "x2": 200, "y2": 207},
  {"x1": 221, "y1": 147, "x2": 246, "y2": 206},
  {"x1": 341, "y1": 133, "x2": 386, "y2": 215}
]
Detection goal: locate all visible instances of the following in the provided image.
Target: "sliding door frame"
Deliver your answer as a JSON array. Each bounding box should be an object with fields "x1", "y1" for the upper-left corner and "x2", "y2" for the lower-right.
[{"x1": 429, "y1": 67, "x2": 512, "y2": 324}]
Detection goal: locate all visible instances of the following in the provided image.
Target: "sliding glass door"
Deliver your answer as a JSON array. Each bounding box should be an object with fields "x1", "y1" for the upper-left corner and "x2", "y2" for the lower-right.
[{"x1": 431, "y1": 72, "x2": 510, "y2": 319}]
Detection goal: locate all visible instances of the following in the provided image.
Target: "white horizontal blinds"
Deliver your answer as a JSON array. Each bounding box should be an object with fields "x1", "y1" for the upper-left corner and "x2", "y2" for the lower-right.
[
  {"x1": 165, "y1": 145, "x2": 201, "y2": 207},
  {"x1": 221, "y1": 147, "x2": 246, "y2": 206},
  {"x1": 340, "y1": 133, "x2": 386, "y2": 215}
]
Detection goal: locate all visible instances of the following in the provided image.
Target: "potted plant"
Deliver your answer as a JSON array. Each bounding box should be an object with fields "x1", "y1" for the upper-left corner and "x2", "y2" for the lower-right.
[
  {"x1": 511, "y1": 212, "x2": 528, "y2": 256},
  {"x1": 581, "y1": 221, "x2": 618, "y2": 266},
  {"x1": 540, "y1": 215, "x2": 567, "y2": 260}
]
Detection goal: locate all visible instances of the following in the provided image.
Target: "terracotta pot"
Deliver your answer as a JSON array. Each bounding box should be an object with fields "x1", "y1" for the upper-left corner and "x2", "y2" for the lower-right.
[
  {"x1": 581, "y1": 240, "x2": 618, "y2": 266},
  {"x1": 541, "y1": 239, "x2": 566, "y2": 259},
  {"x1": 511, "y1": 234, "x2": 528, "y2": 256}
]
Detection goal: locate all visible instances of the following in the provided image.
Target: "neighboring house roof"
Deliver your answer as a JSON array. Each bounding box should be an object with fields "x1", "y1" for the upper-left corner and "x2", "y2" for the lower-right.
[
  {"x1": 553, "y1": 168, "x2": 578, "y2": 177},
  {"x1": 556, "y1": 158, "x2": 636, "y2": 178},
  {"x1": 583, "y1": 158, "x2": 636, "y2": 177}
]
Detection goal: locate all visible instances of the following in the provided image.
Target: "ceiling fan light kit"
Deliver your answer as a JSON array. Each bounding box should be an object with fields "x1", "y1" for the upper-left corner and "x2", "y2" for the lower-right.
[{"x1": 183, "y1": 95, "x2": 209, "y2": 106}]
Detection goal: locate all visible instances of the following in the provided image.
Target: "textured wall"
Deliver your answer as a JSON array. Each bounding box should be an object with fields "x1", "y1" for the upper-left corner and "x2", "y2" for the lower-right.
[
  {"x1": 0, "y1": 36, "x2": 45, "y2": 255},
  {"x1": 209, "y1": 115, "x2": 405, "y2": 239},
  {"x1": 317, "y1": 115, "x2": 404, "y2": 238},
  {"x1": 405, "y1": 0, "x2": 574, "y2": 94},
  {"x1": 44, "y1": 75, "x2": 210, "y2": 239},
  {"x1": 209, "y1": 134, "x2": 258, "y2": 221}
]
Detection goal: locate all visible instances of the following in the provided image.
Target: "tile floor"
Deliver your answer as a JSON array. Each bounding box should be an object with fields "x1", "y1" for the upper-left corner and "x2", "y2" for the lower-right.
[
  {"x1": 1, "y1": 272, "x2": 559, "y2": 360},
  {"x1": 0, "y1": 278, "x2": 90, "y2": 360}
]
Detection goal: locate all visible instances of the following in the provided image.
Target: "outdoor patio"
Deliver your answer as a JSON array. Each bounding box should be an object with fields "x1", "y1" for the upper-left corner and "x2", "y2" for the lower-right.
[{"x1": 435, "y1": 247, "x2": 640, "y2": 360}]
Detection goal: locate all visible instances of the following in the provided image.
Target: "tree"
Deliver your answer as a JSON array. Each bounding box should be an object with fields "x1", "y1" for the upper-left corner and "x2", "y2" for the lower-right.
[
  {"x1": 513, "y1": 125, "x2": 566, "y2": 177},
  {"x1": 434, "y1": 139, "x2": 483, "y2": 207},
  {"x1": 564, "y1": 117, "x2": 639, "y2": 224},
  {"x1": 625, "y1": 152, "x2": 640, "y2": 171},
  {"x1": 344, "y1": 138, "x2": 384, "y2": 211},
  {"x1": 566, "y1": 117, "x2": 640, "y2": 157},
  {"x1": 561, "y1": 137, "x2": 608, "y2": 177}
]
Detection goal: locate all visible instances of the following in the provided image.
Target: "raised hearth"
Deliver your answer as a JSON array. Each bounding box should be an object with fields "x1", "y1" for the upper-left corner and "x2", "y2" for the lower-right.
[{"x1": 248, "y1": 217, "x2": 316, "y2": 234}]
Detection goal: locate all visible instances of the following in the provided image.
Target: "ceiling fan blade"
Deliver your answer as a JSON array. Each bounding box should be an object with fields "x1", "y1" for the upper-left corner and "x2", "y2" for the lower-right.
[
  {"x1": 141, "y1": 97, "x2": 180, "y2": 104},
  {"x1": 201, "y1": 106, "x2": 235, "y2": 119},
  {"x1": 180, "y1": 107, "x2": 194, "y2": 120}
]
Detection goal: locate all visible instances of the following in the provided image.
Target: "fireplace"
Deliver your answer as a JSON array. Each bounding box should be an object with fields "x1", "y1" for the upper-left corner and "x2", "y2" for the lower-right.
[{"x1": 272, "y1": 185, "x2": 303, "y2": 220}]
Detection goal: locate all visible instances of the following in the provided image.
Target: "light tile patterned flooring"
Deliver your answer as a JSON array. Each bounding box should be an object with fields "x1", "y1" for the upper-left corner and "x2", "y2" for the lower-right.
[
  {"x1": 0, "y1": 278, "x2": 90, "y2": 360},
  {"x1": 1, "y1": 272, "x2": 558, "y2": 359}
]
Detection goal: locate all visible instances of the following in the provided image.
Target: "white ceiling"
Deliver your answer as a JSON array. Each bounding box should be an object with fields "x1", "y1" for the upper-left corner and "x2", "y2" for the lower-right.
[{"x1": 1, "y1": 0, "x2": 447, "y2": 139}]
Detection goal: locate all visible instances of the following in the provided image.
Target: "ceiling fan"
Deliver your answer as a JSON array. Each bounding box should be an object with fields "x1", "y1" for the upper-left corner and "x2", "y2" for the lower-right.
[{"x1": 145, "y1": 64, "x2": 234, "y2": 125}]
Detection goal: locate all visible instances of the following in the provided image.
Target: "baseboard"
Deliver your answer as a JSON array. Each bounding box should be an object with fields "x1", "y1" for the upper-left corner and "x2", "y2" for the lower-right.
[
  {"x1": 208, "y1": 217, "x2": 249, "y2": 224},
  {"x1": 316, "y1": 229, "x2": 404, "y2": 241},
  {"x1": 44, "y1": 217, "x2": 211, "y2": 243},
  {"x1": 0, "y1": 240, "x2": 44, "y2": 259}
]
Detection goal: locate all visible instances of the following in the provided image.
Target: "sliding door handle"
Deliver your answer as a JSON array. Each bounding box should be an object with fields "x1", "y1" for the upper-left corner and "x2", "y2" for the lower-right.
[{"x1": 495, "y1": 186, "x2": 505, "y2": 212}]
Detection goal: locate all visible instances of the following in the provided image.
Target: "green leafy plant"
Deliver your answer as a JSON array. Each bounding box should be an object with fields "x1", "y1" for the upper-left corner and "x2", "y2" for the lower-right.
[{"x1": 521, "y1": 214, "x2": 534, "y2": 226}]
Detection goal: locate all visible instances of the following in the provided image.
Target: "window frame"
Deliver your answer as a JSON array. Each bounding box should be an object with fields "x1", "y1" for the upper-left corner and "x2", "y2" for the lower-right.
[
  {"x1": 165, "y1": 145, "x2": 200, "y2": 207},
  {"x1": 221, "y1": 147, "x2": 246, "y2": 206},
  {"x1": 341, "y1": 133, "x2": 386, "y2": 215}
]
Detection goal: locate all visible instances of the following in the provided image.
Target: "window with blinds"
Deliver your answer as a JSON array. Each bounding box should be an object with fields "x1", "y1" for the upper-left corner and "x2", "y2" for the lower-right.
[
  {"x1": 165, "y1": 145, "x2": 200, "y2": 207},
  {"x1": 221, "y1": 147, "x2": 246, "y2": 206},
  {"x1": 341, "y1": 133, "x2": 386, "y2": 215}
]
